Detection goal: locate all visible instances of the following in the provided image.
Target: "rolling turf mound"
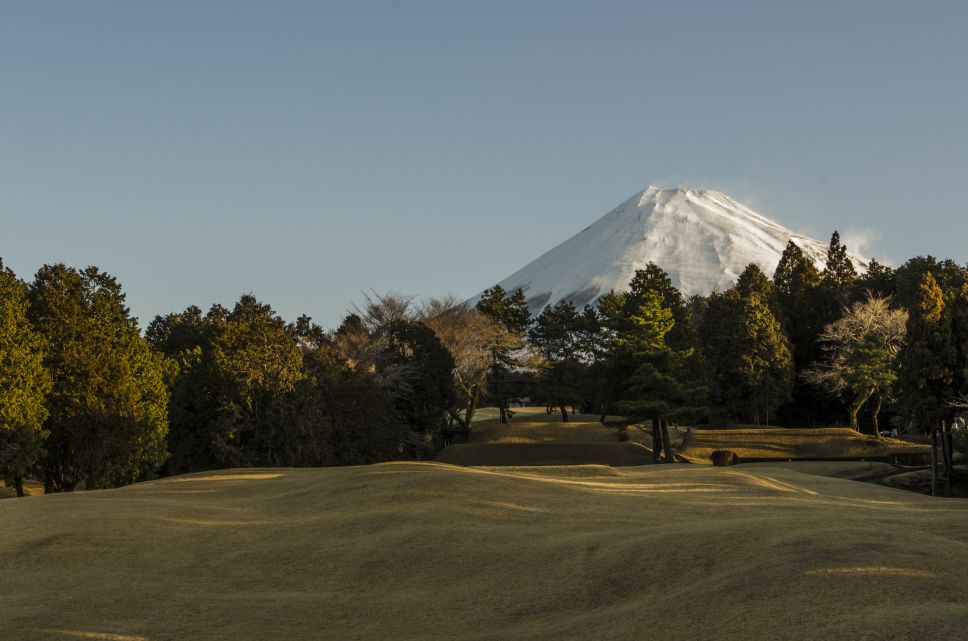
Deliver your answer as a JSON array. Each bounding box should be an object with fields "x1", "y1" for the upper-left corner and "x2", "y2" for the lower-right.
[
  {"x1": 435, "y1": 442, "x2": 653, "y2": 466},
  {"x1": 2, "y1": 463, "x2": 968, "y2": 640},
  {"x1": 678, "y1": 427, "x2": 929, "y2": 463}
]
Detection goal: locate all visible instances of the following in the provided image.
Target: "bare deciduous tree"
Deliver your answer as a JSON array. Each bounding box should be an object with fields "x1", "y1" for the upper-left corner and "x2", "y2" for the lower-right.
[
  {"x1": 803, "y1": 294, "x2": 908, "y2": 437},
  {"x1": 419, "y1": 296, "x2": 522, "y2": 436}
]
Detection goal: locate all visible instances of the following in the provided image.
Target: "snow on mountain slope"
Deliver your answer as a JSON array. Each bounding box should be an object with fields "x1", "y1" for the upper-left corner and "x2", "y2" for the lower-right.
[{"x1": 470, "y1": 186, "x2": 867, "y2": 313}]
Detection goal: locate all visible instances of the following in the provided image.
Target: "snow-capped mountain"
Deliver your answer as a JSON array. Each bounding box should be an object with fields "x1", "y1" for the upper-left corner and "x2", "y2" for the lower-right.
[{"x1": 470, "y1": 186, "x2": 868, "y2": 314}]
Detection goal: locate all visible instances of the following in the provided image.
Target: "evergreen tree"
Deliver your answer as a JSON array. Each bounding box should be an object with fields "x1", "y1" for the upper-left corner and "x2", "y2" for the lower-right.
[
  {"x1": 854, "y1": 259, "x2": 895, "y2": 299},
  {"x1": 949, "y1": 283, "x2": 968, "y2": 401},
  {"x1": 476, "y1": 285, "x2": 531, "y2": 422},
  {"x1": 896, "y1": 272, "x2": 956, "y2": 431},
  {"x1": 772, "y1": 241, "x2": 836, "y2": 424},
  {"x1": 735, "y1": 264, "x2": 774, "y2": 301},
  {"x1": 476, "y1": 285, "x2": 531, "y2": 333},
  {"x1": 610, "y1": 291, "x2": 706, "y2": 427},
  {"x1": 383, "y1": 319, "x2": 458, "y2": 449},
  {"x1": 700, "y1": 266, "x2": 793, "y2": 424},
  {"x1": 149, "y1": 296, "x2": 304, "y2": 471},
  {"x1": 29, "y1": 265, "x2": 171, "y2": 491},
  {"x1": 528, "y1": 301, "x2": 600, "y2": 421},
  {"x1": 623, "y1": 263, "x2": 693, "y2": 349},
  {"x1": 282, "y1": 341, "x2": 402, "y2": 466},
  {"x1": 823, "y1": 231, "x2": 858, "y2": 291},
  {"x1": 0, "y1": 260, "x2": 51, "y2": 496}
]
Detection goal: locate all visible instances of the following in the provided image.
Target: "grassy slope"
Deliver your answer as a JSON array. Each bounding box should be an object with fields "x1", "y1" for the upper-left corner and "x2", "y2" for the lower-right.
[
  {"x1": 679, "y1": 428, "x2": 929, "y2": 463},
  {"x1": 3, "y1": 463, "x2": 968, "y2": 641},
  {"x1": 436, "y1": 408, "x2": 655, "y2": 466}
]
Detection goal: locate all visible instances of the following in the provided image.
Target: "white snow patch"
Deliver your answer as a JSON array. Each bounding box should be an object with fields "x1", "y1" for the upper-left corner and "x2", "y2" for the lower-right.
[{"x1": 468, "y1": 186, "x2": 869, "y2": 313}]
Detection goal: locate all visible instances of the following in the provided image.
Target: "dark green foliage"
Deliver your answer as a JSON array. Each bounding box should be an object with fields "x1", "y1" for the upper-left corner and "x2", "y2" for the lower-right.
[
  {"x1": 700, "y1": 265, "x2": 793, "y2": 424},
  {"x1": 28, "y1": 264, "x2": 171, "y2": 491},
  {"x1": 150, "y1": 295, "x2": 414, "y2": 472},
  {"x1": 383, "y1": 319, "x2": 458, "y2": 446},
  {"x1": 0, "y1": 260, "x2": 51, "y2": 495},
  {"x1": 949, "y1": 284, "x2": 968, "y2": 401},
  {"x1": 772, "y1": 240, "x2": 842, "y2": 425},
  {"x1": 608, "y1": 290, "x2": 706, "y2": 424},
  {"x1": 823, "y1": 231, "x2": 858, "y2": 291},
  {"x1": 623, "y1": 263, "x2": 693, "y2": 349},
  {"x1": 281, "y1": 345, "x2": 402, "y2": 466},
  {"x1": 476, "y1": 285, "x2": 531, "y2": 333},
  {"x1": 475, "y1": 285, "x2": 532, "y2": 422},
  {"x1": 149, "y1": 296, "x2": 304, "y2": 470},
  {"x1": 528, "y1": 301, "x2": 601, "y2": 420},
  {"x1": 855, "y1": 259, "x2": 895, "y2": 299},
  {"x1": 895, "y1": 272, "x2": 957, "y2": 431},
  {"x1": 734, "y1": 264, "x2": 774, "y2": 301}
]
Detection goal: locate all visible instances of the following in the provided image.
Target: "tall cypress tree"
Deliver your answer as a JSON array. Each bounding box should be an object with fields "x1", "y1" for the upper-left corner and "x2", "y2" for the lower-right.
[
  {"x1": 823, "y1": 231, "x2": 858, "y2": 291},
  {"x1": 701, "y1": 265, "x2": 793, "y2": 424},
  {"x1": 0, "y1": 260, "x2": 51, "y2": 496},
  {"x1": 896, "y1": 272, "x2": 956, "y2": 431},
  {"x1": 29, "y1": 265, "x2": 171, "y2": 491},
  {"x1": 623, "y1": 263, "x2": 693, "y2": 349}
]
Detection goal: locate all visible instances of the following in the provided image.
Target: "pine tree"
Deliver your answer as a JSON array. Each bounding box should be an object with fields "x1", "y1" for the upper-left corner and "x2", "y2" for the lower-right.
[
  {"x1": 476, "y1": 285, "x2": 531, "y2": 422},
  {"x1": 528, "y1": 301, "x2": 600, "y2": 421},
  {"x1": 0, "y1": 260, "x2": 51, "y2": 496},
  {"x1": 476, "y1": 285, "x2": 531, "y2": 333},
  {"x1": 610, "y1": 291, "x2": 706, "y2": 428}
]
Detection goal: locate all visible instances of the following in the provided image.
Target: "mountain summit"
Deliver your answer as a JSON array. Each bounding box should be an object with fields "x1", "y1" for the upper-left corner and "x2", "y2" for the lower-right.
[{"x1": 471, "y1": 186, "x2": 867, "y2": 313}]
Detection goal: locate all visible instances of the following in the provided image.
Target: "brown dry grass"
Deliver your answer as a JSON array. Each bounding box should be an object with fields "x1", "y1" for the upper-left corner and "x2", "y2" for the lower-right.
[
  {"x1": 0, "y1": 480, "x2": 45, "y2": 500},
  {"x1": 679, "y1": 427, "x2": 929, "y2": 463},
  {"x1": 438, "y1": 407, "x2": 654, "y2": 466},
  {"x1": 3, "y1": 463, "x2": 968, "y2": 640}
]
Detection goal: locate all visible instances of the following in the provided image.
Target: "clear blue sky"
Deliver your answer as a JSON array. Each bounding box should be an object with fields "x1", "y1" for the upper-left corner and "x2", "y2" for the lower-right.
[{"x1": 3, "y1": 1, "x2": 966, "y2": 329}]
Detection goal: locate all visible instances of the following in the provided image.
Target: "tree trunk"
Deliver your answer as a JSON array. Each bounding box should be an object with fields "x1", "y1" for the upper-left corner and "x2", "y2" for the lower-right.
[
  {"x1": 599, "y1": 403, "x2": 607, "y2": 424},
  {"x1": 660, "y1": 420, "x2": 675, "y2": 463},
  {"x1": 850, "y1": 388, "x2": 875, "y2": 432},
  {"x1": 651, "y1": 419, "x2": 661, "y2": 463},
  {"x1": 559, "y1": 401, "x2": 569, "y2": 423},
  {"x1": 14, "y1": 476, "x2": 25, "y2": 498},
  {"x1": 870, "y1": 393, "x2": 883, "y2": 440},
  {"x1": 463, "y1": 392, "x2": 478, "y2": 437},
  {"x1": 499, "y1": 403, "x2": 508, "y2": 424}
]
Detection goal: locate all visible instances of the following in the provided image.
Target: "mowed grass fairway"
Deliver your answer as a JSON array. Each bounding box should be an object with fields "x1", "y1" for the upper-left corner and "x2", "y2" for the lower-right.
[
  {"x1": 3, "y1": 460, "x2": 968, "y2": 640},
  {"x1": 435, "y1": 407, "x2": 656, "y2": 466}
]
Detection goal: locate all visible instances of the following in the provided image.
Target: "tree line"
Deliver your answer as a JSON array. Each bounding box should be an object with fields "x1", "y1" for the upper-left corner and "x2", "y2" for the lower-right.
[{"x1": 2, "y1": 234, "x2": 967, "y2": 494}]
